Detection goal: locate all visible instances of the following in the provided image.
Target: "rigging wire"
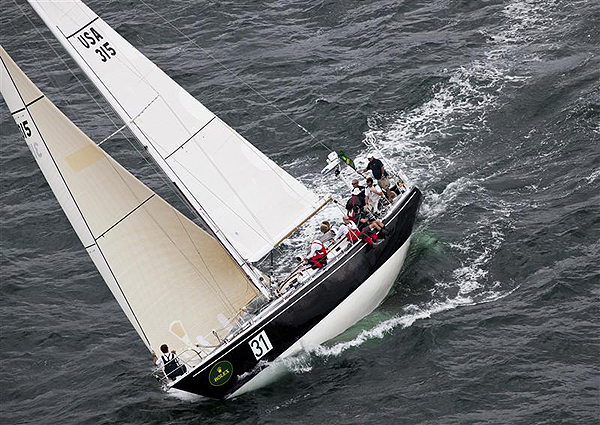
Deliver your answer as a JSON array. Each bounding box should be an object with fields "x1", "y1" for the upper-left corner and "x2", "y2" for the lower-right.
[
  {"x1": 134, "y1": 0, "x2": 357, "y2": 257},
  {"x1": 12, "y1": 0, "x2": 288, "y2": 303},
  {"x1": 137, "y1": 0, "x2": 335, "y2": 155},
  {"x1": 14, "y1": 0, "x2": 362, "y2": 272},
  {"x1": 97, "y1": 95, "x2": 160, "y2": 146},
  {"x1": 10, "y1": 0, "x2": 216, "y2": 232},
  {"x1": 10, "y1": 1, "x2": 259, "y2": 314}
]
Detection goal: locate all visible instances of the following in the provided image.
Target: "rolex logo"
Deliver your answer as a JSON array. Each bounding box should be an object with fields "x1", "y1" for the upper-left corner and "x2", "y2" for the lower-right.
[{"x1": 209, "y1": 361, "x2": 233, "y2": 386}]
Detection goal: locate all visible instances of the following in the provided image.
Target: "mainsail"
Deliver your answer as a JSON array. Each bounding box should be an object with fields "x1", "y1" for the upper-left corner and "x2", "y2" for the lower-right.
[
  {"x1": 0, "y1": 46, "x2": 259, "y2": 353},
  {"x1": 29, "y1": 0, "x2": 328, "y2": 263}
]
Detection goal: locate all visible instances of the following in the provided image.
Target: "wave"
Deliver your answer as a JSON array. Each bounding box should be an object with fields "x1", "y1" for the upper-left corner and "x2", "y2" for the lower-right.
[
  {"x1": 263, "y1": 0, "x2": 559, "y2": 362},
  {"x1": 283, "y1": 0, "x2": 561, "y2": 358},
  {"x1": 280, "y1": 285, "x2": 518, "y2": 375}
]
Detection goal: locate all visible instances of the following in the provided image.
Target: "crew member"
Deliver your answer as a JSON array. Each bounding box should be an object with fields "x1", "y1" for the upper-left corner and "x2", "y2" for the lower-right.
[
  {"x1": 346, "y1": 187, "x2": 365, "y2": 213},
  {"x1": 152, "y1": 344, "x2": 186, "y2": 380},
  {"x1": 336, "y1": 216, "x2": 360, "y2": 243},
  {"x1": 363, "y1": 155, "x2": 394, "y2": 202},
  {"x1": 365, "y1": 177, "x2": 383, "y2": 214},
  {"x1": 318, "y1": 221, "x2": 336, "y2": 245},
  {"x1": 350, "y1": 179, "x2": 366, "y2": 203},
  {"x1": 307, "y1": 240, "x2": 327, "y2": 269}
]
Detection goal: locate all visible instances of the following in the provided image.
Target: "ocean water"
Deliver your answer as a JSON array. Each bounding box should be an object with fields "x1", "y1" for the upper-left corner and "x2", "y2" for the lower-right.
[{"x1": 1, "y1": 1, "x2": 599, "y2": 424}]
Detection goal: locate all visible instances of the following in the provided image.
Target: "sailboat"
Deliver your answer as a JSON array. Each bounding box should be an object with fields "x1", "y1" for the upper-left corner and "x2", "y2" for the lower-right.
[{"x1": 1, "y1": 1, "x2": 421, "y2": 400}]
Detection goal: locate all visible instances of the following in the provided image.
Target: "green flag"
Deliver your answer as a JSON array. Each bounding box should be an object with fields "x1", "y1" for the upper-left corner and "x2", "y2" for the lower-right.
[{"x1": 338, "y1": 151, "x2": 356, "y2": 170}]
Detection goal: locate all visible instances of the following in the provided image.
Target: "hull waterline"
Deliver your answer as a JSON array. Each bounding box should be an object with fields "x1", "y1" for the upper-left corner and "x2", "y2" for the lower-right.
[
  {"x1": 230, "y1": 234, "x2": 412, "y2": 398},
  {"x1": 172, "y1": 187, "x2": 422, "y2": 399}
]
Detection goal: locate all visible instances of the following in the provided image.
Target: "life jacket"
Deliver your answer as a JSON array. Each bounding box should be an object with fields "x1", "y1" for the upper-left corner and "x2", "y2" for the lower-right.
[
  {"x1": 308, "y1": 240, "x2": 327, "y2": 269},
  {"x1": 345, "y1": 223, "x2": 360, "y2": 242},
  {"x1": 162, "y1": 352, "x2": 186, "y2": 379},
  {"x1": 348, "y1": 208, "x2": 356, "y2": 223},
  {"x1": 346, "y1": 195, "x2": 364, "y2": 212},
  {"x1": 359, "y1": 228, "x2": 379, "y2": 246},
  {"x1": 355, "y1": 226, "x2": 377, "y2": 247}
]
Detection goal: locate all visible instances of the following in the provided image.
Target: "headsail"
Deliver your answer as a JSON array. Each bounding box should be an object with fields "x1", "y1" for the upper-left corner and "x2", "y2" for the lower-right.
[
  {"x1": 0, "y1": 46, "x2": 259, "y2": 353},
  {"x1": 29, "y1": 0, "x2": 328, "y2": 262}
]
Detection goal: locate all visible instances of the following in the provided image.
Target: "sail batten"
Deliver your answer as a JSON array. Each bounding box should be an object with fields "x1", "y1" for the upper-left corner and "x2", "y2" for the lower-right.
[
  {"x1": 0, "y1": 46, "x2": 260, "y2": 354},
  {"x1": 29, "y1": 0, "x2": 326, "y2": 262}
]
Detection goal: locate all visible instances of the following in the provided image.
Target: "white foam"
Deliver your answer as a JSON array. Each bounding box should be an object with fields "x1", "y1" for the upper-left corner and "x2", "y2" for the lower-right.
[
  {"x1": 419, "y1": 177, "x2": 479, "y2": 222},
  {"x1": 283, "y1": 285, "x2": 519, "y2": 367},
  {"x1": 267, "y1": 0, "x2": 555, "y2": 378},
  {"x1": 586, "y1": 169, "x2": 600, "y2": 184},
  {"x1": 165, "y1": 387, "x2": 204, "y2": 402}
]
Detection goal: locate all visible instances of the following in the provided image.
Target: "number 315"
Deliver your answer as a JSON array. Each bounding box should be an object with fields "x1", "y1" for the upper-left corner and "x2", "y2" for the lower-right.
[{"x1": 95, "y1": 41, "x2": 116, "y2": 62}]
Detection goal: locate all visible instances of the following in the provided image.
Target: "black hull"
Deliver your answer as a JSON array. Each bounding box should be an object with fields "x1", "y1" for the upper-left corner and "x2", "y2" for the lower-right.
[{"x1": 173, "y1": 188, "x2": 422, "y2": 399}]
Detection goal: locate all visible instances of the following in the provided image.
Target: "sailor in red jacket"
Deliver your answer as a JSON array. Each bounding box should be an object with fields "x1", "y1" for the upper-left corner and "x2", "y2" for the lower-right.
[{"x1": 307, "y1": 239, "x2": 328, "y2": 269}]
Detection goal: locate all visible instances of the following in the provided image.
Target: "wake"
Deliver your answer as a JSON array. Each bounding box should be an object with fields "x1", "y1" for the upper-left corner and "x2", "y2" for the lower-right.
[
  {"x1": 282, "y1": 285, "x2": 518, "y2": 375},
  {"x1": 280, "y1": 0, "x2": 559, "y2": 370}
]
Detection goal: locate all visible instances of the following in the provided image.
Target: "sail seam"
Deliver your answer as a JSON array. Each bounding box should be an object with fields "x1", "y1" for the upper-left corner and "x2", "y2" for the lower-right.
[
  {"x1": 164, "y1": 116, "x2": 216, "y2": 160},
  {"x1": 10, "y1": 95, "x2": 45, "y2": 115},
  {"x1": 10, "y1": 106, "x2": 26, "y2": 115},
  {"x1": 141, "y1": 123, "x2": 280, "y2": 252},
  {"x1": 190, "y1": 190, "x2": 418, "y2": 378},
  {"x1": 26, "y1": 94, "x2": 45, "y2": 107},
  {"x1": 95, "y1": 194, "x2": 155, "y2": 240},
  {"x1": 65, "y1": 17, "x2": 100, "y2": 39},
  {"x1": 132, "y1": 122, "x2": 274, "y2": 258},
  {"x1": 0, "y1": 53, "x2": 156, "y2": 350}
]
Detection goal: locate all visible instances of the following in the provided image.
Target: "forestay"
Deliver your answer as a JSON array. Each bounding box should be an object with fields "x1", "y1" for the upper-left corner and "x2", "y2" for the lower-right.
[
  {"x1": 0, "y1": 46, "x2": 259, "y2": 353},
  {"x1": 29, "y1": 0, "x2": 327, "y2": 262}
]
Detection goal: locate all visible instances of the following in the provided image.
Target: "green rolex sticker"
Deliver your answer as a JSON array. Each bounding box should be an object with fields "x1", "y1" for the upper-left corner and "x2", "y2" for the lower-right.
[{"x1": 209, "y1": 361, "x2": 233, "y2": 386}]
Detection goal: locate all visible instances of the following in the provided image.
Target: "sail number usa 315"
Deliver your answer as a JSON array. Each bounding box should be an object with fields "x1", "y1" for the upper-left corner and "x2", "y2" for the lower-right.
[
  {"x1": 249, "y1": 330, "x2": 273, "y2": 360},
  {"x1": 76, "y1": 26, "x2": 116, "y2": 63}
]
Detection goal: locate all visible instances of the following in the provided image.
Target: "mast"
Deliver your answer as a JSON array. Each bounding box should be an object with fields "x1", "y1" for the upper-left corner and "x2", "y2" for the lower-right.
[
  {"x1": 28, "y1": 0, "x2": 329, "y2": 281},
  {"x1": 0, "y1": 45, "x2": 262, "y2": 352},
  {"x1": 25, "y1": 0, "x2": 268, "y2": 295}
]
